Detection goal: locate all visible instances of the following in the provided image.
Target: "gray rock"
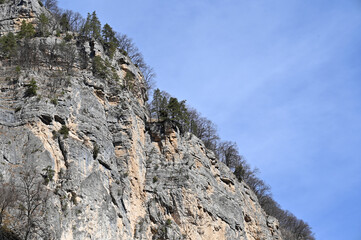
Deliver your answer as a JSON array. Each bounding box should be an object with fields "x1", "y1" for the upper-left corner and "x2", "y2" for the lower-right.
[
  {"x1": 0, "y1": 0, "x2": 49, "y2": 36},
  {"x1": 0, "y1": 1, "x2": 283, "y2": 239}
]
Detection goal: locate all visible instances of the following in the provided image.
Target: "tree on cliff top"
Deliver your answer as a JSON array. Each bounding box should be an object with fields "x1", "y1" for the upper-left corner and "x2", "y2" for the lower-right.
[
  {"x1": 81, "y1": 11, "x2": 102, "y2": 40},
  {"x1": 216, "y1": 141, "x2": 242, "y2": 169},
  {"x1": 150, "y1": 89, "x2": 170, "y2": 121},
  {"x1": 102, "y1": 23, "x2": 118, "y2": 58}
]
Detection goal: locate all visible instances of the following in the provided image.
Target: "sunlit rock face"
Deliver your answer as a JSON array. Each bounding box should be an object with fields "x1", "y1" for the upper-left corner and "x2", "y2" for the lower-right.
[
  {"x1": 0, "y1": 0, "x2": 48, "y2": 35},
  {"x1": 0, "y1": 1, "x2": 283, "y2": 239}
]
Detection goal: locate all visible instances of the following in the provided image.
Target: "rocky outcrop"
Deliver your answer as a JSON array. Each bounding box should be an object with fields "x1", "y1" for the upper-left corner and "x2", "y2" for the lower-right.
[
  {"x1": 0, "y1": 0, "x2": 49, "y2": 36},
  {"x1": 0, "y1": 68, "x2": 282, "y2": 239},
  {"x1": 0, "y1": 1, "x2": 283, "y2": 239},
  {"x1": 143, "y1": 121, "x2": 282, "y2": 240}
]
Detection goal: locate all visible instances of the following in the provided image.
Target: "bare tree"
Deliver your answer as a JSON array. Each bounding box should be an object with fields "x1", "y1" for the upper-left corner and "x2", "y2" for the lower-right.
[
  {"x1": 233, "y1": 159, "x2": 315, "y2": 240},
  {"x1": 216, "y1": 141, "x2": 242, "y2": 169},
  {"x1": 140, "y1": 64, "x2": 156, "y2": 92},
  {"x1": 233, "y1": 160, "x2": 272, "y2": 204},
  {"x1": 13, "y1": 168, "x2": 50, "y2": 240},
  {"x1": 58, "y1": 42, "x2": 77, "y2": 73},
  {"x1": 62, "y1": 10, "x2": 85, "y2": 32},
  {"x1": 195, "y1": 117, "x2": 219, "y2": 151},
  {"x1": 41, "y1": 0, "x2": 59, "y2": 15},
  {"x1": 16, "y1": 40, "x2": 39, "y2": 68},
  {"x1": 116, "y1": 33, "x2": 135, "y2": 56},
  {"x1": 0, "y1": 167, "x2": 51, "y2": 240},
  {"x1": 0, "y1": 176, "x2": 18, "y2": 228}
]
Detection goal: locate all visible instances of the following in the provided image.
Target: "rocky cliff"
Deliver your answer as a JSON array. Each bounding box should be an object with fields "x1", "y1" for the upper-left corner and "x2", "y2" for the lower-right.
[
  {"x1": 0, "y1": 1, "x2": 283, "y2": 239},
  {"x1": 0, "y1": 0, "x2": 49, "y2": 35}
]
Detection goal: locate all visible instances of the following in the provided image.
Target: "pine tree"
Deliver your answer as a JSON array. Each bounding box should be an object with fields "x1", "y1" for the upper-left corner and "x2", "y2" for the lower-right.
[
  {"x1": 167, "y1": 97, "x2": 189, "y2": 128},
  {"x1": 38, "y1": 13, "x2": 49, "y2": 36},
  {"x1": 150, "y1": 89, "x2": 170, "y2": 121},
  {"x1": 81, "y1": 11, "x2": 102, "y2": 40},
  {"x1": 90, "y1": 11, "x2": 101, "y2": 40},
  {"x1": 178, "y1": 99, "x2": 189, "y2": 127},
  {"x1": 102, "y1": 23, "x2": 115, "y2": 42},
  {"x1": 59, "y1": 13, "x2": 70, "y2": 32},
  {"x1": 102, "y1": 23, "x2": 118, "y2": 57},
  {"x1": 167, "y1": 97, "x2": 180, "y2": 120},
  {"x1": 81, "y1": 13, "x2": 91, "y2": 38},
  {"x1": 18, "y1": 20, "x2": 35, "y2": 39},
  {"x1": 0, "y1": 32, "x2": 17, "y2": 58}
]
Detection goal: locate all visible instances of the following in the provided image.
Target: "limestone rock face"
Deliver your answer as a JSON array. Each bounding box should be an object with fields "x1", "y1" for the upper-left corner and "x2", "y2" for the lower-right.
[
  {"x1": 0, "y1": 0, "x2": 48, "y2": 35},
  {"x1": 143, "y1": 122, "x2": 283, "y2": 240},
  {"x1": 0, "y1": 1, "x2": 283, "y2": 239}
]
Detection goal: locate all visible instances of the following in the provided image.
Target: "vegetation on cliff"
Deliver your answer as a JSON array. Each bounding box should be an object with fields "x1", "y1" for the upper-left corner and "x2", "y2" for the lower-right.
[
  {"x1": 0, "y1": 0, "x2": 155, "y2": 94},
  {"x1": 0, "y1": 167, "x2": 51, "y2": 240},
  {"x1": 0, "y1": 0, "x2": 315, "y2": 239},
  {"x1": 150, "y1": 89, "x2": 315, "y2": 239}
]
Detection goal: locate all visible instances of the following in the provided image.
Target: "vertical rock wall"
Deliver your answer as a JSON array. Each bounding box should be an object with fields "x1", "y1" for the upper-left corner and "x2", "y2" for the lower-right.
[
  {"x1": 0, "y1": 66, "x2": 282, "y2": 240},
  {"x1": 0, "y1": 0, "x2": 48, "y2": 36},
  {"x1": 0, "y1": 1, "x2": 283, "y2": 239}
]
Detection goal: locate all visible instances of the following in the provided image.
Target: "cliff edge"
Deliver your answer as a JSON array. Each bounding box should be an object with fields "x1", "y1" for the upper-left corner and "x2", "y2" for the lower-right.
[{"x1": 0, "y1": 1, "x2": 283, "y2": 239}]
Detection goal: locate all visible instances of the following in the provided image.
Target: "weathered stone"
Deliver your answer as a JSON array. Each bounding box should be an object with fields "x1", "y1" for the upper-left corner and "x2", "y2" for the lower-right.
[
  {"x1": 0, "y1": 1, "x2": 283, "y2": 239},
  {"x1": 0, "y1": 0, "x2": 50, "y2": 36}
]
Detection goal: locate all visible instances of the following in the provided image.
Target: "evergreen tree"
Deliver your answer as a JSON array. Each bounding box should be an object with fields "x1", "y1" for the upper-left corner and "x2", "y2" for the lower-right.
[
  {"x1": 38, "y1": 13, "x2": 49, "y2": 36},
  {"x1": 90, "y1": 11, "x2": 101, "y2": 40},
  {"x1": 150, "y1": 89, "x2": 170, "y2": 121},
  {"x1": 0, "y1": 32, "x2": 17, "y2": 58},
  {"x1": 102, "y1": 23, "x2": 116, "y2": 42},
  {"x1": 167, "y1": 97, "x2": 189, "y2": 127},
  {"x1": 80, "y1": 13, "x2": 91, "y2": 38},
  {"x1": 151, "y1": 88, "x2": 163, "y2": 121},
  {"x1": 92, "y1": 55, "x2": 108, "y2": 78},
  {"x1": 178, "y1": 100, "x2": 189, "y2": 127},
  {"x1": 59, "y1": 13, "x2": 70, "y2": 32},
  {"x1": 17, "y1": 21, "x2": 35, "y2": 39},
  {"x1": 81, "y1": 11, "x2": 102, "y2": 40},
  {"x1": 167, "y1": 97, "x2": 180, "y2": 120},
  {"x1": 102, "y1": 23, "x2": 118, "y2": 57},
  {"x1": 25, "y1": 79, "x2": 38, "y2": 97}
]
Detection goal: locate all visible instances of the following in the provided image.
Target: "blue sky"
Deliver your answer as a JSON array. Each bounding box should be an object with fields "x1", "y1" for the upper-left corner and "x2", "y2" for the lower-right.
[{"x1": 58, "y1": 1, "x2": 361, "y2": 239}]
